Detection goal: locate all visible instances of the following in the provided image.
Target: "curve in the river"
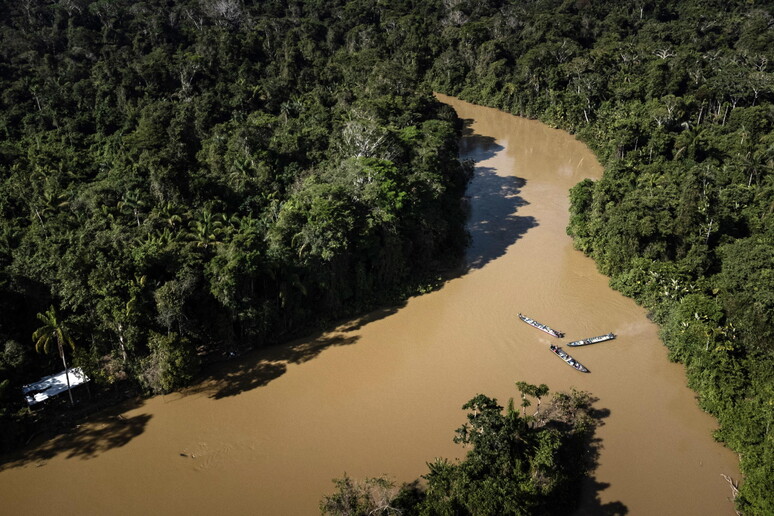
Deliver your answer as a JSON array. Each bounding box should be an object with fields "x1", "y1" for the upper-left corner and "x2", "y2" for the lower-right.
[{"x1": 0, "y1": 96, "x2": 739, "y2": 515}]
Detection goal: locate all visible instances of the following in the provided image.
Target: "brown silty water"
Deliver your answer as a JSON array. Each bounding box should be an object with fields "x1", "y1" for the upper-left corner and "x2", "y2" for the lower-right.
[{"x1": 0, "y1": 96, "x2": 739, "y2": 515}]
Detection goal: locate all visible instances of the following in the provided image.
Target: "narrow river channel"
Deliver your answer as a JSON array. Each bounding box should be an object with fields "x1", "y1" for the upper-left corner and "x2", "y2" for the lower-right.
[{"x1": 0, "y1": 96, "x2": 739, "y2": 515}]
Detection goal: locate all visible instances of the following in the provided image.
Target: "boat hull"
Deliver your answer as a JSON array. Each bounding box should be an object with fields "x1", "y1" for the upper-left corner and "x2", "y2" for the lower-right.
[
  {"x1": 518, "y1": 313, "x2": 564, "y2": 338},
  {"x1": 567, "y1": 333, "x2": 616, "y2": 347},
  {"x1": 549, "y1": 345, "x2": 589, "y2": 373}
]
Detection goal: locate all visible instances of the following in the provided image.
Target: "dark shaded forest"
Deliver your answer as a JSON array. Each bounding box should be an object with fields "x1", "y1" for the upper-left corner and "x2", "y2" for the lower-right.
[
  {"x1": 0, "y1": 0, "x2": 771, "y2": 513},
  {"x1": 0, "y1": 0, "x2": 474, "y2": 441}
]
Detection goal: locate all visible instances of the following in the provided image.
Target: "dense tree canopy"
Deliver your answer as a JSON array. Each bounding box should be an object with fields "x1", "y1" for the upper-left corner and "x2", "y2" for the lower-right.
[
  {"x1": 0, "y1": 0, "x2": 473, "y2": 451},
  {"x1": 0, "y1": 0, "x2": 771, "y2": 512}
]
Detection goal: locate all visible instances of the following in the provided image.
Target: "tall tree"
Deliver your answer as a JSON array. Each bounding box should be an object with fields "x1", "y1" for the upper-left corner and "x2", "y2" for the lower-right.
[{"x1": 32, "y1": 306, "x2": 76, "y2": 405}]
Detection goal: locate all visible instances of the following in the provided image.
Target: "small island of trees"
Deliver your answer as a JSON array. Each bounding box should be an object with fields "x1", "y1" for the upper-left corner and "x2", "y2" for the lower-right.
[{"x1": 321, "y1": 382, "x2": 603, "y2": 516}]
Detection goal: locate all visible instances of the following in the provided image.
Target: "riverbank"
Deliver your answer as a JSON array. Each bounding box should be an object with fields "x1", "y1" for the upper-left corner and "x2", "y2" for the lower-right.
[{"x1": 0, "y1": 97, "x2": 739, "y2": 515}]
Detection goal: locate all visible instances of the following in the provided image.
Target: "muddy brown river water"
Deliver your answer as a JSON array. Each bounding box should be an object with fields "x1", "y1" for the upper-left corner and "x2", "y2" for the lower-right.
[{"x1": 0, "y1": 96, "x2": 740, "y2": 515}]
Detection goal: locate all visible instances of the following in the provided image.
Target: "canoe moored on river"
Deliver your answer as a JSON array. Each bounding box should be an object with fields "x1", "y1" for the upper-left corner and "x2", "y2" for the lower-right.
[
  {"x1": 518, "y1": 313, "x2": 564, "y2": 338},
  {"x1": 567, "y1": 333, "x2": 617, "y2": 347},
  {"x1": 549, "y1": 344, "x2": 589, "y2": 373}
]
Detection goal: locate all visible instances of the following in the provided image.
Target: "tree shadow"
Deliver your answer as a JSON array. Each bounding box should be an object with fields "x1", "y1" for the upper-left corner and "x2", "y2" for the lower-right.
[
  {"x1": 0, "y1": 398, "x2": 151, "y2": 471},
  {"x1": 332, "y1": 306, "x2": 401, "y2": 333},
  {"x1": 573, "y1": 479, "x2": 630, "y2": 515},
  {"x1": 195, "y1": 322, "x2": 373, "y2": 400},
  {"x1": 588, "y1": 407, "x2": 612, "y2": 420},
  {"x1": 464, "y1": 166, "x2": 537, "y2": 270},
  {"x1": 454, "y1": 119, "x2": 539, "y2": 271},
  {"x1": 195, "y1": 118, "x2": 537, "y2": 399},
  {"x1": 570, "y1": 403, "x2": 629, "y2": 516},
  {"x1": 538, "y1": 393, "x2": 628, "y2": 514},
  {"x1": 459, "y1": 118, "x2": 503, "y2": 162}
]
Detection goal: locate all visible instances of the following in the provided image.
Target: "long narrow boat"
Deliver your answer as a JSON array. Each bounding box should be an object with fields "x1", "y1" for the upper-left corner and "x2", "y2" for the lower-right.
[
  {"x1": 518, "y1": 313, "x2": 564, "y2": 338},
  {"x1": 567, "y1": 333, "x2": 616, "y2": 347},
  {"x1": 549, "y1": 345, "x2": 589, "y2": 373}
]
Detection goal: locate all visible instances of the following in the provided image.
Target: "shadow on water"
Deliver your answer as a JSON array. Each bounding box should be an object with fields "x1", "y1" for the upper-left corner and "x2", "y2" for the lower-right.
[
  {"x1": 570, "y1": 404, "x2": 629, "y2": 516},
  {"x1": 149, "y1": 116, "x2": 536, "y2": 402},
  {"x1": 0, "y1": 309, "x2": 401, "y2": 468},
  {"x1": 196, "y1": 122, "x2": 536, "y2": 398},
  {"x1": 195, "y1": 307, "x2": 401, "y2": 400},
  {"x1": 464, "y1": 166, "x2": 537, "y2": 270},
  {"x1": 575, "y1": 480, "x2": 630, "y2": 515},
  {"x1": 455, "y1": 119, "x2": 539, "y2": 271},
  {"x1": 0, "y1": 113, "x2": 544, "y2": 470},
  {"x1": 334, "y1": 306, "x2": 401, "y2": 333},
  {"x1": 459, "y1": 118, "x2": 502, "y2": 162},
  {"x1": 0, "y1": 398, "x2": 151, "y2": 471}
]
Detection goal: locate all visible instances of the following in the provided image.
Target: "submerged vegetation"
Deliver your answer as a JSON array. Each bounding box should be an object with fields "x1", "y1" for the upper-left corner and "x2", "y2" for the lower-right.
[{"x1": 0, "y1": 0, "x2": 771, "y2": 512}]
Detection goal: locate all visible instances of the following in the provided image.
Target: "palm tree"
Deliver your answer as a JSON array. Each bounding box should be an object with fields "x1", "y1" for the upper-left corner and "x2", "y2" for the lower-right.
[
  {"x1": 32, "y1": 306, "x2": 76, "y2": 405},
  {"x1": 188, "y1": 208, "x2": 225, "y2": 248},
  {"x1": 118, "y1": 189, "x2": 147, "y2": 227}
]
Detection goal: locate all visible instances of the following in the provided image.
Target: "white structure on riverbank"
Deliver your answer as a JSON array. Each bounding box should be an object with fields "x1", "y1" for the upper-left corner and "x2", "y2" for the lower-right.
[{"x1": 22, "y1": 368, "x2": 89, "y2": 406}]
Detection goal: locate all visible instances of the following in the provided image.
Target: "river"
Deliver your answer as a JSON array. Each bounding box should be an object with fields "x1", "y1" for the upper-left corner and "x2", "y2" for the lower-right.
[{"x1": 0, "y1": 96, "x2": 739, "y2": 515}]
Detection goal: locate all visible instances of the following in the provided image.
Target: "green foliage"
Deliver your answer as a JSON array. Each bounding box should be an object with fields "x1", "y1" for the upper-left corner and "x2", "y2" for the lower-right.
[
  {"x1": 30, "y1": 305, "x2": 77, "y2": 404},
  {"x1": 717, "y1": 237, "x2": 774, "y2": 353},
  {"x1": 138, "y1": 332, "x2": 200, "y2": 395},
  {"x1": 0, "y1": 0, "x2": 472, "y2": 423},
  {"x1": 0, "y1": 338, "x2": 32, "y2": 447},
  {"x1": 32, "y1": 306, "x2": 75, "y2": 359},
  {"x1": 1, "y1": 340, "x2": 30, "y2": 372},
  {"x1": 1, "y1": 0, "x2": 772, "y2": 509},
  {"x1": 395, "y1": 0, "x2": 773, "y2": 510},
  {"x1": 320, "y1": 475, "x2": 404, "y2": 516},
  {"x1": 321, "y1": 384, "x2": 599, "y2": 516}
]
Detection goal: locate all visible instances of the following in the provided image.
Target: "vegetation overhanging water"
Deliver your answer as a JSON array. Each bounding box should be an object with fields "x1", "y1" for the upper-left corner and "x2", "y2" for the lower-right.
[{"x1": 0, "y1": 0, "x2": 770, "y2": 513}]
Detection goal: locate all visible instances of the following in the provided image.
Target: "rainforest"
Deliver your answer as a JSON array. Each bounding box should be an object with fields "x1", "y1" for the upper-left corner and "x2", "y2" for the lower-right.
[{"x1": 0, "y1": 0, "x2": 771, "y2": 513}]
